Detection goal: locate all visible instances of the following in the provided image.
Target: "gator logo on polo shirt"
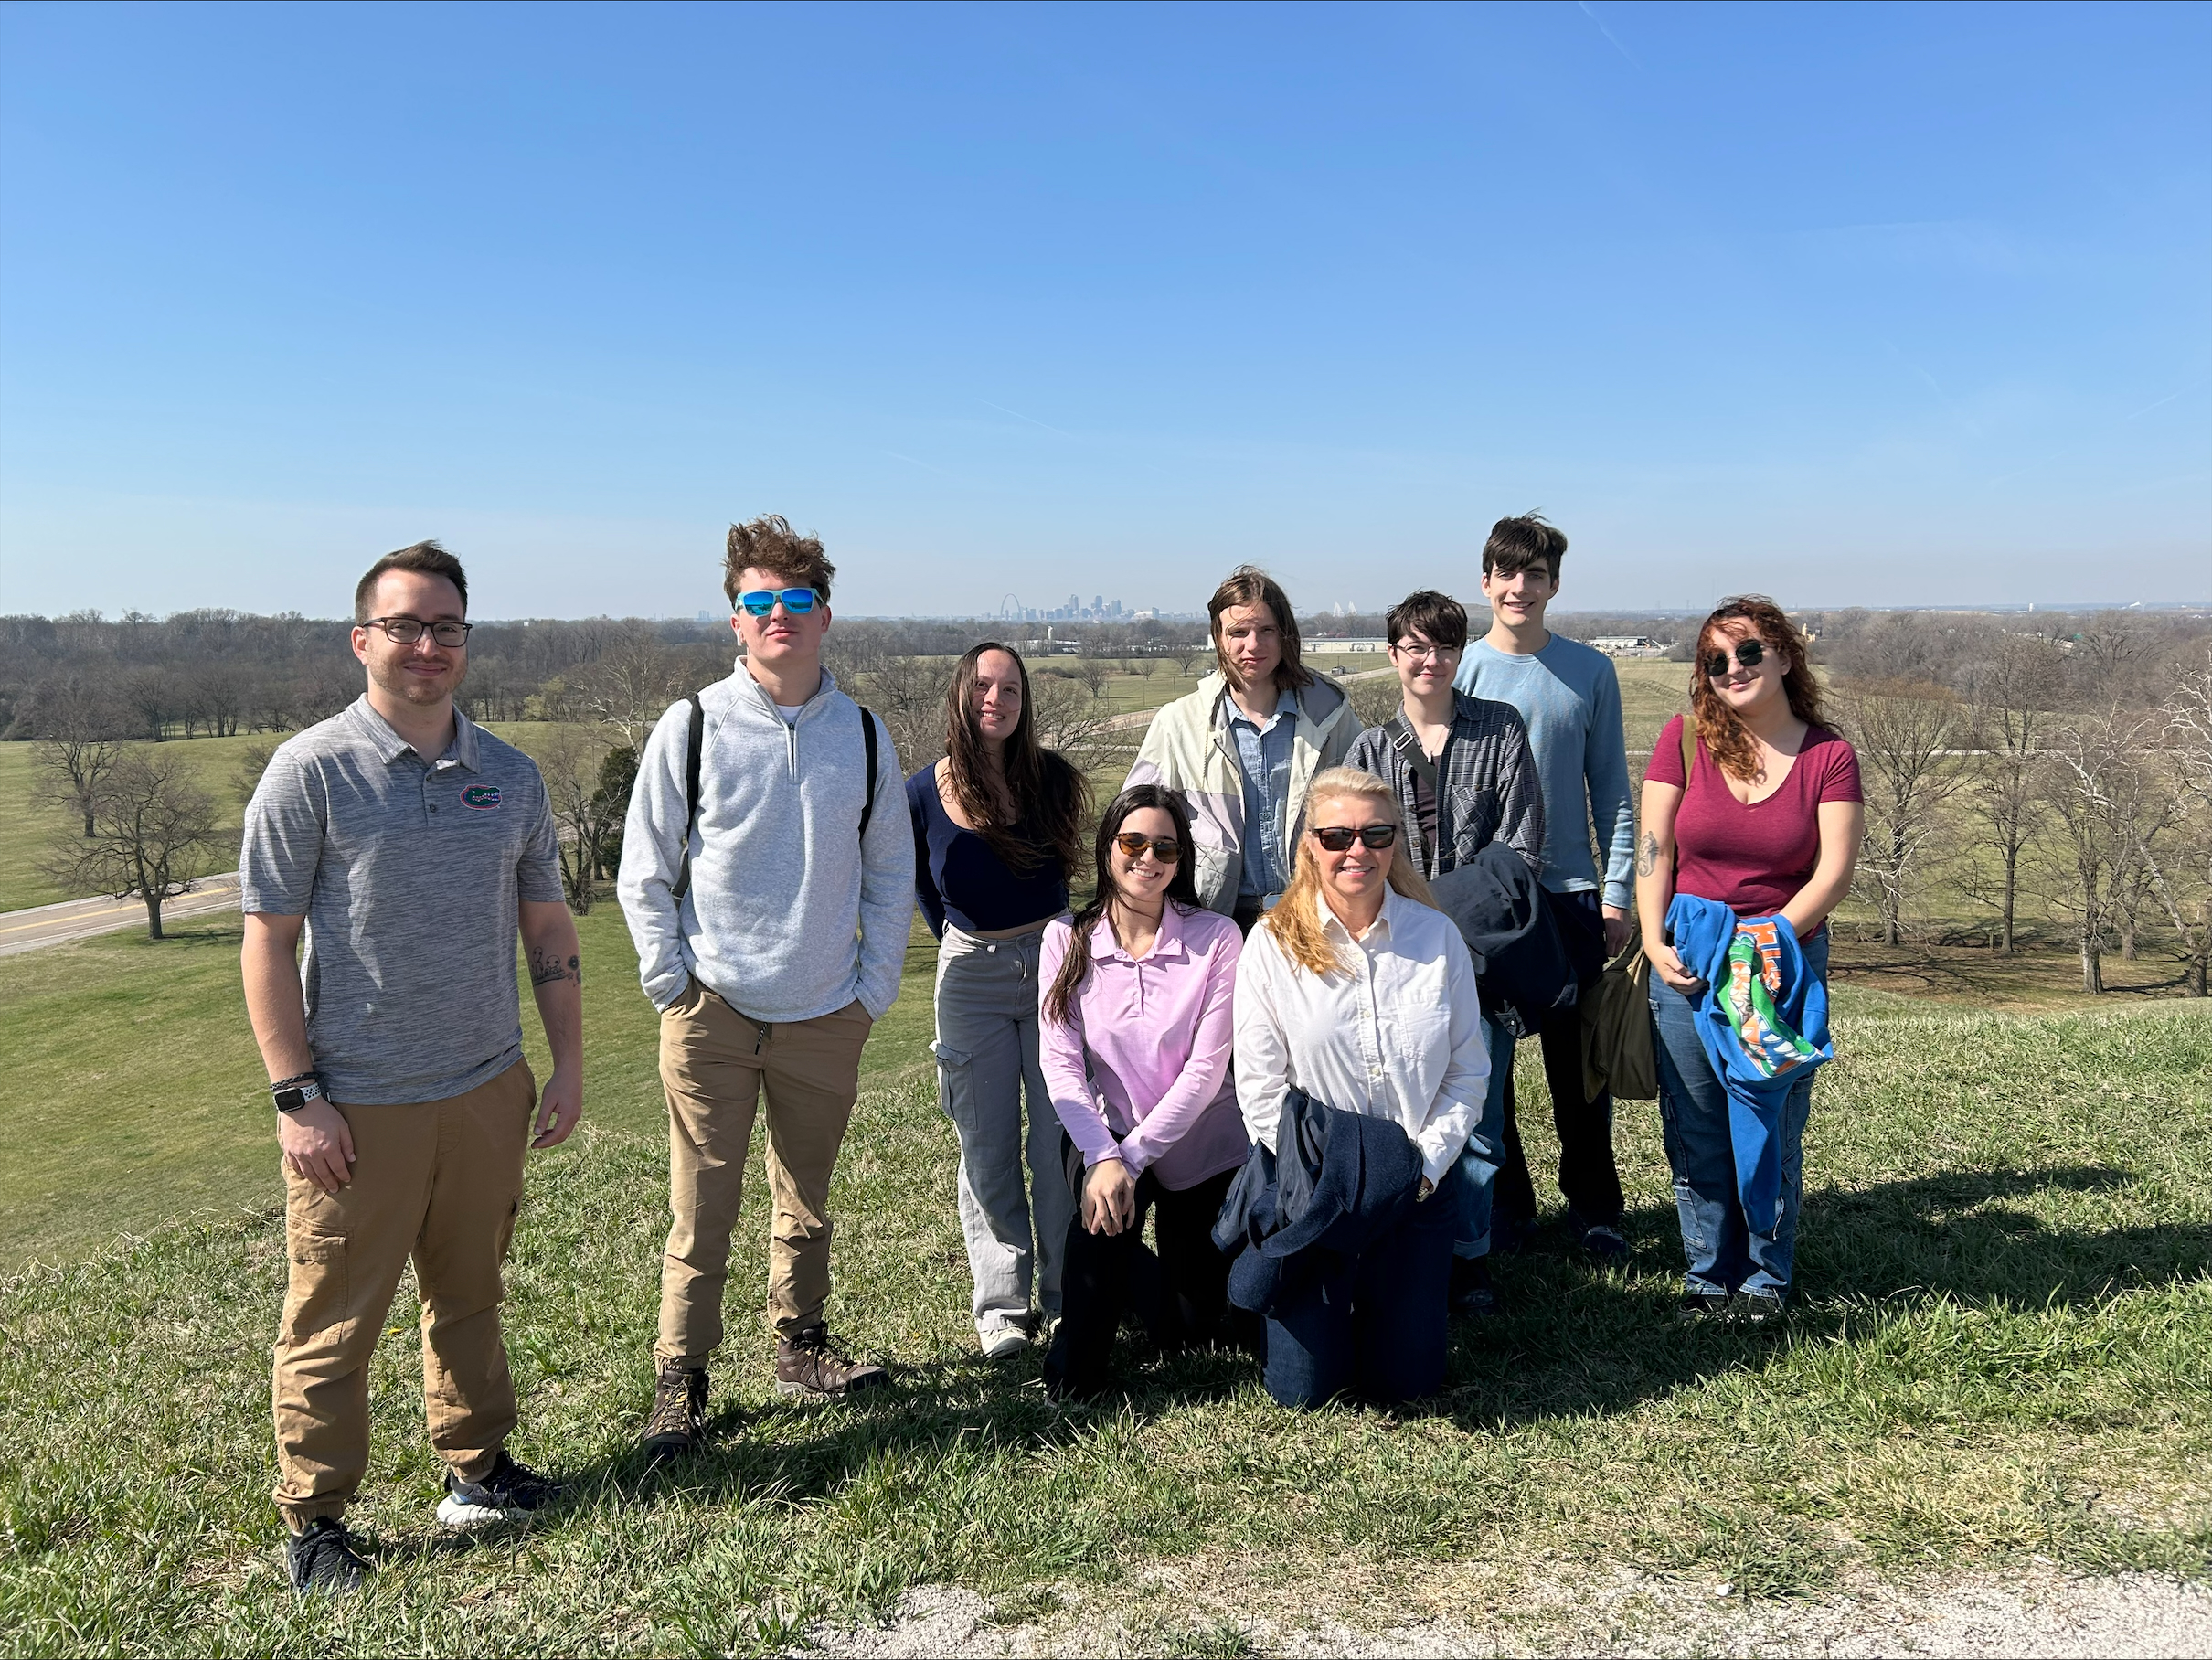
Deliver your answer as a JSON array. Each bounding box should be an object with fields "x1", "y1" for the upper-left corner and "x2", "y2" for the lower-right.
[{"x1": 461, "y1": 785, "x2": 503, "y2": 811}]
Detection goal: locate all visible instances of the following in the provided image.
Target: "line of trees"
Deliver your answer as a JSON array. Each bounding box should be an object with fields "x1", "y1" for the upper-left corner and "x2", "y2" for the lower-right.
[
  {"x1": 1820, "y1": 615, "x2": 2212, "y2": 995},
  {"x1": 14, "y1": 601, "x2": 2209, "y2": 969}
]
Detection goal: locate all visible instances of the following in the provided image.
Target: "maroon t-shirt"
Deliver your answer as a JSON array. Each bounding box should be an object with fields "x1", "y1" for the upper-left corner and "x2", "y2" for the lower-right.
[{"x1": 1649, "y1": 717, "x2": 1862, "y2": 916}]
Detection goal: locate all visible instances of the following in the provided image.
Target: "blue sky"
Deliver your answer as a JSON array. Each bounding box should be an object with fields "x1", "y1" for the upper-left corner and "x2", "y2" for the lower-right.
[{"x1": 2, "y1": 1, "x2": 2207, "y2": 621}]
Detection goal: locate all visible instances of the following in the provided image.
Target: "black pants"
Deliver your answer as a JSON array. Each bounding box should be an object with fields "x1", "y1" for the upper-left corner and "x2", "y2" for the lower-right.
[
  {"x1": 1044, "y1": 1162, "x2": 1239, "y2": 1398},
  {"x1": 1494, "y1": 890, "x2": 1623, "y2": 1234}
]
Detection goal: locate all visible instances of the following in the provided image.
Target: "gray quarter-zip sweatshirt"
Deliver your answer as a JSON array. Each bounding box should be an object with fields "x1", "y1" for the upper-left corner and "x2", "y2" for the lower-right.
[{"x1": 617, "y1": 662, "x2": 914, "y2": 1022}]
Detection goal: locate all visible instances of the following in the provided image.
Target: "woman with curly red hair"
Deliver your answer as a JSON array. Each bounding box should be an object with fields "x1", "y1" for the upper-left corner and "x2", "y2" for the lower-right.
[{"x1": 1636, "y1": 597, "x2": 1864, "y2": 1324}]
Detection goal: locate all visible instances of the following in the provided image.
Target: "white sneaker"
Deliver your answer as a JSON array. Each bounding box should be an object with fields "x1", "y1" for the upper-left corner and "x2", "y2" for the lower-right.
[{"x1": 979, "y1": 1325, "x2": 1029, "y2": 1360}]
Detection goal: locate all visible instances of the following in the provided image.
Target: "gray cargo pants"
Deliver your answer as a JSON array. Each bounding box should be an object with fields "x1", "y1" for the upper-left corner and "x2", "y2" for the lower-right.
[{"x1": 931, "y1": 923, "x2": 1071, "y2": 1342}]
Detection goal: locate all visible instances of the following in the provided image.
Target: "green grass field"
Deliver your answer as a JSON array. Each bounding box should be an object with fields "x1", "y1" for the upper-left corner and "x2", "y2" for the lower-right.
[
  {"x1": 1, "y1": 902, "x2": 2206, "y2": 1655},
  {"x1": 0, "y1": 907, "x2": 940, "y2": 1272}
]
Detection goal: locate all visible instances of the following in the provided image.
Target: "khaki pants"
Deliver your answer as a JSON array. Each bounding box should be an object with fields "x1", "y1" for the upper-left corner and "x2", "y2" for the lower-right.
[
  {"x1": 271, "y1": 1060, "x2": 535, "y2": 1529},
  {"x1": 656, "y1": 981, "x2": 871, "y2": 1367}
]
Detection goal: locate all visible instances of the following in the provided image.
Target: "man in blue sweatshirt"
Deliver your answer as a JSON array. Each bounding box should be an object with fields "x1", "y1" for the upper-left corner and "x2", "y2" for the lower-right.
[
  {"x1": 617, "y1": 516, "x2": 914, "y2": 1457},
  {"x1": 1453, "y1": 514, "x2": 1636, "y2": 1268}
]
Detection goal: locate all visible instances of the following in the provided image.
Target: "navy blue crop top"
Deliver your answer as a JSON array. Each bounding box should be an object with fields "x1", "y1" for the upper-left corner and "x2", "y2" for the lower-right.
[{"x1": 906, "y1": 765, "x2": 1069, "y2": 939}]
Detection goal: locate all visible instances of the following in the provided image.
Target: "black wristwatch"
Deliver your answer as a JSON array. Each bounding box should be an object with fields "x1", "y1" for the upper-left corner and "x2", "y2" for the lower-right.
[{"x1": 272, "y1": 1075, "x2": 325, "y2": 1114}]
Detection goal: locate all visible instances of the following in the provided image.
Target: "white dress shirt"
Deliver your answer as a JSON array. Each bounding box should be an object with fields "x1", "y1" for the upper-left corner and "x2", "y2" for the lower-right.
[{"x1": 1233, "y1": 885, "x2": 1491, "y2": 1185}]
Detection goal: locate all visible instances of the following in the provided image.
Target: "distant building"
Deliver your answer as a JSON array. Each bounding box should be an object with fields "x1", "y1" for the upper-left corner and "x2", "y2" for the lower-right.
[{"x1": 1589, "y1": 635, "x2": 1670, "y2": 658}]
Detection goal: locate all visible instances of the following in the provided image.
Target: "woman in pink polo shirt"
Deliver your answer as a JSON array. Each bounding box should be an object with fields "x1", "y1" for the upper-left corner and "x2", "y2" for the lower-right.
[{"x1": 1037, "y1": 784, "x2": 1250, "y2": 1399}]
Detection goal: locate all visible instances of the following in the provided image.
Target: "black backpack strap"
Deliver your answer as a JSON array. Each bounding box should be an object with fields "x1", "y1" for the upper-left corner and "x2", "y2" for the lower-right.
[
  {"x1": 670, "y1": 693, "x2": 705, "y2": 899},
  {"x1": 1386, "y1": 711, "x2": 1440, "y2": 798},
  {"x1": 857, "y1": 704, "x2": 878, "y2": 840}
]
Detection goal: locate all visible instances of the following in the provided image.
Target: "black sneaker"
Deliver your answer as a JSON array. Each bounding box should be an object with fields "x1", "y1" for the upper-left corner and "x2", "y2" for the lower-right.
[
  {"x1": 1578, "y1": 1222, "x2": 1632, "y2": 1267},
  {"x1": 436, "y1": 1452, "x2": 563, "y2": 1528},
  {"x1": 641, "y1": 1363, "x2": 709, "y2": 1458},
  {"x1": 1449, "y1": 1256, "x2": 1497, "y2": 1318},
  {"x1": 286, "y1": 1516, "x2": 370, "y2": 1597},
  {"x1": 1677, "y1": 1288, "x2": 1732, "y2": 1324},
  {"x1": 1734, "y1": 1288, "x2": 1788, "y2": 1325},
  {"x1": 1490, "y1": 1216, "x2": 1538, "y2": 1256}
]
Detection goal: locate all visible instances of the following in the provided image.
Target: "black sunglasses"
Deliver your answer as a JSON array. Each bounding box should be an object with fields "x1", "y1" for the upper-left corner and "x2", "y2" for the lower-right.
[
  {"x1": 1112, "y1": 832, "x2": 1183, "y2": 863},
  {"x1": 1702, "y1": 639, "x2": 1767, "y2": 678},
  {"x1": 1311, "y1": 823, "x2": 1398, "y2": 852}
]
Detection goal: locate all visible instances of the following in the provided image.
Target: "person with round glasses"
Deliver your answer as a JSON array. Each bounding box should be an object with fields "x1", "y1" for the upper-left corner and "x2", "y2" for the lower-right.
[
  {"x1": 909, "y1": 643, "x2": 1090, "y2": 1360},
  {"x1": 1036, "y1": 785, "x2": 1250, "y2": 1399},
  {"x1": 1231, "y1": 767, "x2": 1490, "y2": 1407},
  {"x1": 1638, "y1": 596, "x2": 1863, "y2": 1324}
]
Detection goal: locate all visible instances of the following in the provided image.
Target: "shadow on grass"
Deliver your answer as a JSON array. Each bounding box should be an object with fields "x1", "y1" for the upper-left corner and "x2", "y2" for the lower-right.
[{"x1": 522, "y1": 1160, "x2": 2208, "y2": 1519}]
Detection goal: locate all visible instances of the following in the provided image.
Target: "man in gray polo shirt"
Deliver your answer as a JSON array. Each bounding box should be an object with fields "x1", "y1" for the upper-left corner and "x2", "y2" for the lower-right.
[{"x1": 239, "y1": 540, "x2": 584, "y2": 1598}]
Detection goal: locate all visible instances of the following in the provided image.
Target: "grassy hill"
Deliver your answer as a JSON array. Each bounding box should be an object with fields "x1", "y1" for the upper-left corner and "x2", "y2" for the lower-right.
[{"x1": 1, "y1": 908, "x2": 2206, "y2": 1655}]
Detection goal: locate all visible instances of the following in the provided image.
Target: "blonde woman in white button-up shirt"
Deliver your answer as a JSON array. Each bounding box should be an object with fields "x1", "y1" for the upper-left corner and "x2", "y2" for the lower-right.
[{"x1": 1232, "y1": 766, "x2": 1491, "y2": 1406}]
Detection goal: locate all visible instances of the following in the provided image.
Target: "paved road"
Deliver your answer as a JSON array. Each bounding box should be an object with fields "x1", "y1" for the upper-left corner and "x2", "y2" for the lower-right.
[{"x1": 0, "y1": 873, "x2": 242, "y2": 958}]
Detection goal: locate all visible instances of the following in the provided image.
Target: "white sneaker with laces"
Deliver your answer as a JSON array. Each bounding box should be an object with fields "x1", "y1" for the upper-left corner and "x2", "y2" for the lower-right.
[{"x1": 979, "y1": 1325, "x2": 1029, "y2": 1360}]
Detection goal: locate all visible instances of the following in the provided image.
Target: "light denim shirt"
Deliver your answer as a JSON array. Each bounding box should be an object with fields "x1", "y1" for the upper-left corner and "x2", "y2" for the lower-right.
[{"x1": 1227, "y1": 686, "x2": 1298, "y2": 900}]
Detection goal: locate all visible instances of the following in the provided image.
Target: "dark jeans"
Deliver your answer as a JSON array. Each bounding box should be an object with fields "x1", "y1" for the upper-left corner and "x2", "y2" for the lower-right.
[
  {"x1": 1261, "y1": 1162, "x2": 1462, "y2": 1409},
  {"x1": 1452, "y1": 1016, "x2": 1514, "y2": 1259},
  {"x1": 1493, "y1": 889, "x2": 1624, "y2": 1236},
  {"x1": 1650, "y1": 926, "x2": 1829, "y2": 1297},
  {"x1": 1044, "y1": 1162, "x2": 1240, "y2": 1398}
]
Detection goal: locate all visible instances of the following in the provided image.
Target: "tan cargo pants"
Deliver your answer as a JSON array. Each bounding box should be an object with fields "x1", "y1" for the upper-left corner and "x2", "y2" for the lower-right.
[
  {"x1": 656, "y1": 978, "x2": 871, "y2": 1367},
  {"x1": 271, "y1": 1059, "x2": 534, "y2": 1529}
]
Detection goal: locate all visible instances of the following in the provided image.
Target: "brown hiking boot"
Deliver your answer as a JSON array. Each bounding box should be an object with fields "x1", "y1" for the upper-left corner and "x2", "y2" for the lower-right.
[
  {"x1": 641, "y1": 1363, "x2": 708, "y2": 1456},
  {"x1": 774, "y1": 1324, "x2": 888, "y2": 1402}
]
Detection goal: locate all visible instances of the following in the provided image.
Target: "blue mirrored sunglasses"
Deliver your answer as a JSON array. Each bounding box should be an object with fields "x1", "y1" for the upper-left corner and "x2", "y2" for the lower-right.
[{"x1": 737, "y1": 587, "x2": 823, "y2": 617}]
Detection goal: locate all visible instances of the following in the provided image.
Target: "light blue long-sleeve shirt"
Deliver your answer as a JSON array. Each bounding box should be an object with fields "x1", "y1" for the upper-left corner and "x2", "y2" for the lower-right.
[
  {"x1": 1454, "y1": 635, "x2": 1636, "y2": 909},
  {"x1": 1227, "y1": 686, "x2": 1298, "y2": 900}
]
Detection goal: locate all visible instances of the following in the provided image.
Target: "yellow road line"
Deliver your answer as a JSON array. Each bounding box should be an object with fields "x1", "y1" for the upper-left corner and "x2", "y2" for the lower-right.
[{"x1": 0, "y1": 892, "x2": 239, "y2": 937}]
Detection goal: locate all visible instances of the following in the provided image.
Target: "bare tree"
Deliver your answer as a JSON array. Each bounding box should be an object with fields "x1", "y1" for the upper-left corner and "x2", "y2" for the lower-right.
[
  {"x1": 39, "y1": 748, "x2": 223, "y2": 940},
  {"x1": 1836, "y1": 683, "x2": 1965, "y2": 945},
  {"x1": 186, "y1": 662, "x2": 251, "y2": 738},
  {"x1": 1027, "y1": 673, "x2": 1123, "y2": 777},
  {"x1": 526, "y1": 726, "x2": 618, "y2": 912},
  {"x1": 2129, "y1": 653, "x2": 2212, "y2": 995},
  {"x1": 1347, "y1": 673, "x2": 1401, "y2": 731},
  {"x1": 576, "y1": 624, "x2": 691, "y2": 753},
  {"x1": 1070, "y1": 655, "x2": 1113, "y2": 700},
  {"x1": 2037, "y1": 709, "x2": 2153, "y2": 995},
  {"x1": 1176, "y1": 644, "x2": 1214, "y2": 679},
  {"x1": 1955, "y1": 635, "x2": 2062, "y2": 952},
  {"x1": 233, "y1": 739, "x2": 279, "y2": 807},
  {"x1": 28, "y1": 676, "x2": 131, "y2": 836},
  {"x1": 294, "y1": 655, "x2": 364, "y2": 727},
  {"x1": 842, "y1": 654, "x2": 956, "y2": 774}
]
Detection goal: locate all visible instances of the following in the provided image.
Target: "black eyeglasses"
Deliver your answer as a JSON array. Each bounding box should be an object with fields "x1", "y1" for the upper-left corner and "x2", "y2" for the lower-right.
[
  {"x1": 1112, "y1": 832, "x2": 1183, "y2": 863},
  {"x1": 1311, "y1": 824, "x2": 1398, "y2": 852},
  {"x1": 366, "y1": 616, "x2": 472, "y2": 647},
  {"x1": 1702, "y1": 639, "x2": 1766, "y2": 678}
]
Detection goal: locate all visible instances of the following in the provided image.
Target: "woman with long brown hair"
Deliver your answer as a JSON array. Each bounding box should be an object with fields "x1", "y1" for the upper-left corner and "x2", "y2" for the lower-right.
[
  {"x1": 1231, "y1": 767, "x2": 1491, "y2": 1408},
  {"x1": 1637, "y1": 596, "x2": 1864, "y2": 1324},
  {"x1": 908, "y1": 643, "x2": 1090, "y2": 1358},
  {"x1": 1037, "y1": 785, "x2": 1250, "y2": 1399}
]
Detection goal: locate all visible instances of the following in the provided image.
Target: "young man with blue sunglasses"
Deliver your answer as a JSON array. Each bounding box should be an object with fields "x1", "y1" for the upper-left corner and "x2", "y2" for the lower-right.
[{"x1": 617, "y1": 515, "x2": 913, "y2": 1455}]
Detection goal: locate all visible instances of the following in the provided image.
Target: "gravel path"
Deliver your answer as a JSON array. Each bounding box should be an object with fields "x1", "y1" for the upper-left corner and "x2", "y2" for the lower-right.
[{"x1": 801, "y1": 1567, "x2": 2211, "y2": 1658}]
